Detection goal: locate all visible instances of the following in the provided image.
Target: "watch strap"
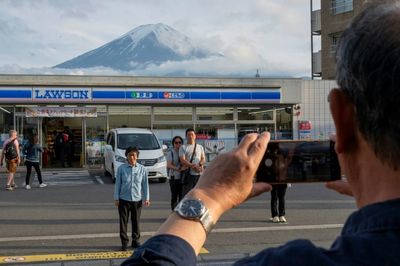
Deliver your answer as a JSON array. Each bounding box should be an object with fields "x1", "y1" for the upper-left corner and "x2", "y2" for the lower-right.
[{"x1": 199, "y1": 208, "x2": 214, "y2": 234}]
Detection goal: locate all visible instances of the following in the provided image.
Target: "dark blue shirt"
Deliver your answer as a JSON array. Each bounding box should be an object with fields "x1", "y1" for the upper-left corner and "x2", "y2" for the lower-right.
[{"x1": 122, "y1": 198, "x2": 400, "y2": 265}]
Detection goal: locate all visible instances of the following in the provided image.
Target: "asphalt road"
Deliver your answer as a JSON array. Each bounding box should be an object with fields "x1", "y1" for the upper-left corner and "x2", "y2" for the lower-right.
[{"x1": 0, "y1": 167, "x2": 356, "y2": 264}]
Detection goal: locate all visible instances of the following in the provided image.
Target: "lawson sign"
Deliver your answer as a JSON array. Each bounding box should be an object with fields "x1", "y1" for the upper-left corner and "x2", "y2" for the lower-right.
[
  {"x1": 0, "y1": 87, "x2": 281, "y2": 103},
  {"x1": 33, "y1": 88, "x2": 91, "y2": 100}
]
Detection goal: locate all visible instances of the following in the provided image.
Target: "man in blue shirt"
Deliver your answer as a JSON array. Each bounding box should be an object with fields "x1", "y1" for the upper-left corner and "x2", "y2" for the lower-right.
[
  {"x1": 114, "y1": 146, "x2": 150, "y2": 251},
  {"x1": 122, "y1": 2, "x2": 400, "y2": 265}
]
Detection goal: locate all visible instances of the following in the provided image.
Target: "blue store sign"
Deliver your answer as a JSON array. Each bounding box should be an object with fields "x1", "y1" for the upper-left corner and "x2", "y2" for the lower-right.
[{"x1": 0, "y1": 87, "x2": 281, "y2": 103}]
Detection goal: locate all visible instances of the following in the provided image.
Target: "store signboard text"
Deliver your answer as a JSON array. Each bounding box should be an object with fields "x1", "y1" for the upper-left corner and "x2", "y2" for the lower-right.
[{"x1": 34, "y1": 88, "x2": 91, "y2": 100}]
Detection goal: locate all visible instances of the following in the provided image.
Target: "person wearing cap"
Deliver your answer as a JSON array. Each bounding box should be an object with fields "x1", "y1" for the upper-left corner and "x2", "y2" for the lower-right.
[{"x1": 114, "y1": 146, "x2": 150, "y2": 251}]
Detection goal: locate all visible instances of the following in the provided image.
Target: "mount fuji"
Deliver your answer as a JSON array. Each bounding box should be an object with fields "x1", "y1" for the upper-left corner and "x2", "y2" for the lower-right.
[{"x1": 54, "y1": 23, "x2": 219, "y2": 71}]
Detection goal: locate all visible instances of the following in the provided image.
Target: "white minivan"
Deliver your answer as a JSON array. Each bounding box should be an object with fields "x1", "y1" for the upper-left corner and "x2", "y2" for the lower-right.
[{"x1": 104, "y1": 128, "x2": 167, "y2": 183}]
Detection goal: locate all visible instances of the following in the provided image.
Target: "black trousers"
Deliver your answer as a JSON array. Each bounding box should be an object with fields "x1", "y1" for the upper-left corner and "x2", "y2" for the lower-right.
[
  {"x1": 25, "y1": 161, "x2": 43, "y2": 185},
  {"x1": 270, "y1": 184, "x2": 287, "y2": 217},
  {"x1": 118, "y1": 199, "x2": 142, "y2": 247},
  {"x1": 182, "y1": 174, "x2": 200, "y2": 197},
  {"x1": 60, "y1": 143, "x2": 72, "y2": 167},
  {"x1": 169, "y1": 177, "x2": 183, "y2": 210}
]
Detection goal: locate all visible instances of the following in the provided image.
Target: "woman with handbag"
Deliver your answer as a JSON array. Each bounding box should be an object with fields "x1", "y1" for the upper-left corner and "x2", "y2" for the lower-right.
[{"x1": 167, "y1": 136, "x2": 184, "y2": 210}]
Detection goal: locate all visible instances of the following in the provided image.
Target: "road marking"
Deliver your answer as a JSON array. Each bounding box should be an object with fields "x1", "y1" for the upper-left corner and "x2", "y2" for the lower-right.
[
  {"x1": 26, "y1": 170, "x2": 95, "y2": 187},
  {"x1": 0, "y1": 224, "x2": 343, "y2": 243},
  {"x1": 213, "y1": 223, "x2": 343, "y2": 233},
  {"x1": 94, "y1": 175, "x2": 104, "y2": 184},
  {"x1": 0, "y1": 249, "x2": 209, "y2": 264},
  {"x1": 0, "y1": 251, "x2": 132, "y2": 264}
]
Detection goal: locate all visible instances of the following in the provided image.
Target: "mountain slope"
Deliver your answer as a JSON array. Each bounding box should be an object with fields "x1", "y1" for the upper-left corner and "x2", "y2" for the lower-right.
[{"x1": 54, "y1": 23, "x2": 216, "y2": 71}]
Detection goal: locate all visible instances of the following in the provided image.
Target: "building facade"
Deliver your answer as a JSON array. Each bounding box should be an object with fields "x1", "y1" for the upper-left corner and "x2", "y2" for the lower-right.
[
  {"x1": 312, "y1": 0, "x2": 374, "y2": 79},
  {"x1": 0, "y1": 74, "x2": 335, "y2": 169}
]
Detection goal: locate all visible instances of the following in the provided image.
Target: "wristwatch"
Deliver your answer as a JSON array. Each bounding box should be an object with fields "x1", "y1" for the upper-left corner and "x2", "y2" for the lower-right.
[{"x1": 174, "y1": 197, "x2": 214, "y2": 234}]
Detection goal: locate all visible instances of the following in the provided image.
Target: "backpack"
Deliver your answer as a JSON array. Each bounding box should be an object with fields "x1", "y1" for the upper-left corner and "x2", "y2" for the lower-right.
[{"x1": 5, "y1": 139, "x2": 18, "y2": 160}]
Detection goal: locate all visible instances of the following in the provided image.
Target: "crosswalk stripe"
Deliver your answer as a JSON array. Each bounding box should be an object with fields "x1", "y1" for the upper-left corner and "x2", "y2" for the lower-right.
[{"x1": 22, "y1": 170, "x2": 96, "y2": 187}]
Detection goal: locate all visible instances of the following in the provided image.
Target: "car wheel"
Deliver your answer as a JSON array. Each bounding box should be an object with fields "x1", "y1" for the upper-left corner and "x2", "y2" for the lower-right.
[
  {"x1": 159, "y1": 177, "x2": 167, "y2": 183},
  {"x1": 104, "y1": 167, "x2": 111, "y2": 177}
]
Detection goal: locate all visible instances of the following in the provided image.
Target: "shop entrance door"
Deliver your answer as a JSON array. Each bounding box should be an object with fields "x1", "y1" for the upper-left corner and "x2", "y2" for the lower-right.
[{"x1": 42, "y1": 117, "x2": 83, "y2": 168}]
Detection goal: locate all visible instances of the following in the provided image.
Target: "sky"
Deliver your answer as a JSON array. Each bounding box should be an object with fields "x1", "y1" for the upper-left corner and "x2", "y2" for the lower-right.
[{"x1": 0, "y1": 0, "x2": 320, "y2": 77}]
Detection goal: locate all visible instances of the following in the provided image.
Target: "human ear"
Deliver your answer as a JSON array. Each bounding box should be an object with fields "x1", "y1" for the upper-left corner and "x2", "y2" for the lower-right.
[{"x1": 329, "y1": 88, "x2": 357, "y2": 154}]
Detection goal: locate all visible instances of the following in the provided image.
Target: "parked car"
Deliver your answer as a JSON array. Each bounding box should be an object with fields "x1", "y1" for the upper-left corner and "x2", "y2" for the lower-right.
[{"x1": 104, "y1": 128, "x2": 167, "y2": 183}]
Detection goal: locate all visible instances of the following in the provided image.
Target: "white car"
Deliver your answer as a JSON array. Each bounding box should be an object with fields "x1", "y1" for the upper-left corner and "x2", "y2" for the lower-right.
[{"x1": 104, "y1": 128, "x2": 167, "y2": 183}]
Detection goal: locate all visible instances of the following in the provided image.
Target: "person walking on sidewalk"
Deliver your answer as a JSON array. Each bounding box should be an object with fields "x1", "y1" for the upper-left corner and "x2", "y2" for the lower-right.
[
  {"x1": 0, "y1": 130, "x2": 21, "y2": 191},
  {"x1": 114, "y1": 146, "x2": 150, "y2": 251},
  {"x1": 23, "y1": 135, "x2": 47, "y2": 189}
]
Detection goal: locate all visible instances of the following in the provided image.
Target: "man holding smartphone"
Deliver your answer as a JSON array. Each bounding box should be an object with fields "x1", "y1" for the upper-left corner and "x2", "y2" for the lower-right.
[{"x1": 122, "y1": 2, "x2": 400, "y2": 265}]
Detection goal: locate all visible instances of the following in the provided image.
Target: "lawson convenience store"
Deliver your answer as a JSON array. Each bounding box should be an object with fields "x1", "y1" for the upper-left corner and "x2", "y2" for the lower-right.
[{"x1": 0, "y1": 75, "x2": 306, "y2": 168}]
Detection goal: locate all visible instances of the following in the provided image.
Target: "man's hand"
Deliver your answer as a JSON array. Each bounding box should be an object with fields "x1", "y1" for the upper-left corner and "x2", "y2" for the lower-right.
[
  {"x1": 144, "y1": 200, "x2": 150, "y2": 207},
  {"x1": 191, "y1": 132, "x2": 272, "y2": 219},
  {"x1": 114, "y1": 200, "x2": 119, "y2": 207},
  {"x1": 193, "y1": 164, "x2": 203, "y2": 173}
]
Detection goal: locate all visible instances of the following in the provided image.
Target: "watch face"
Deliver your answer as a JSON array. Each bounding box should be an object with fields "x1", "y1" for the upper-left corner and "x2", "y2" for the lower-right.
[{"x1": 179, "y1": 199, "x2": 204, "y2": 218}]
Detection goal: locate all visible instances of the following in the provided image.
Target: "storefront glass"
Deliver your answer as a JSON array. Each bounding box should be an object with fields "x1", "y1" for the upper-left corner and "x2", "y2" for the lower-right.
[
  {"x1": 276, "y1": 107, "x2": 293, "y2": 139},
  {"x1": 238, "y1": 106, "x2": 274, "y2": 121},
  {"x1": 237, "y1": 123, "x2": 276, "y2": 142},
  {"x1": 153, "y1": 124, "x2": 192, "y2": 147},
  {"x1": 86, "y1": 115, "x2": 107, "y2": 167},
  {"x1": 196, "y1": 107, "x2": 234, "y2": 121},
  {"x1": 0, "y1": 106, "x2": 15, "y2": 147},
  {"x1": 154, "y1": 107, "x2": 192, "y2": 122},
  {"x1": 108, "y1": 106, "x2": 151, "y2": 129},
  {"x1": 195, "y1": 124, "x2": 236, "y2": 162}
]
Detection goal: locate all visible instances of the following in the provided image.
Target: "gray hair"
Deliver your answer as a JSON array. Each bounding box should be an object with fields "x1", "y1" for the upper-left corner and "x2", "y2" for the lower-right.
[
  {"x1": 9, "y1": 129, "x2": 17, "y2": 137},
  {"x1": 336, "y1": 2, "x2": 400, "y2": 170}
]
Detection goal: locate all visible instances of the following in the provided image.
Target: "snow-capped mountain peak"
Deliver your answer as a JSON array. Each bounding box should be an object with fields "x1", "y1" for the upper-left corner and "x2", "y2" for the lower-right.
[{"x1": 54, "y1": 23, "x2": 216, "y2": 71}]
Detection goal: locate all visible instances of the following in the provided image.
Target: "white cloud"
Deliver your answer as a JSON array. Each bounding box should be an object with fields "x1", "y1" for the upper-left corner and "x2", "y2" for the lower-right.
[{"x1": 0, "y1": 0, "x2": 313, "y2": 77}]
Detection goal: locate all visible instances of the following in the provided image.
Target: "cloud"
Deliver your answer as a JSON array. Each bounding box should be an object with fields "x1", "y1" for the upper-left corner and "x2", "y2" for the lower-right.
[{"x1": 0, "y1": 0, "x2": 312, "y2": 77}]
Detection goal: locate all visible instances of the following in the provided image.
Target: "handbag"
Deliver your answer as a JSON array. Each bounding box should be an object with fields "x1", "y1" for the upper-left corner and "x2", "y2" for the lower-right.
[{"x1": 181, "y1": 143, "x2": 197, "y2": 184}]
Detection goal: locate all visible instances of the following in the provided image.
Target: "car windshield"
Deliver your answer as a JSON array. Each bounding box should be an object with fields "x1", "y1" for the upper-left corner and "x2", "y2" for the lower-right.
[{"x1": 117, "y1": 133, "x2": 160, "y2": 150}]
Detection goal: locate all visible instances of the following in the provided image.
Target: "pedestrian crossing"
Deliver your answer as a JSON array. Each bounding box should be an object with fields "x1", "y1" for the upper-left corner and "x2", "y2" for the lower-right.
[{"x1": 18, "y1": 170, "x2": 96, "y2": 187}]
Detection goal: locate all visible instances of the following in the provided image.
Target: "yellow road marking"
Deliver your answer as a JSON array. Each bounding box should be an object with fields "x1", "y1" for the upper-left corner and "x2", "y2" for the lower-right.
[
  {"x1": 0, "y1": 251, "x2": 132, "y2": 264},
  {"x1": 200, "y1": 247, "x2": 209, "y2": 253},
  {"x1": 0, "y1": 248, "x2": 209, "y2": 264}
]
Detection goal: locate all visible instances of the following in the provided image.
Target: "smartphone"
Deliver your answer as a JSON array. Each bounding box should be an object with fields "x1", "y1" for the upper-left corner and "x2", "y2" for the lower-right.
[{"x1": 256, "y1": 140, "x2": 341, "y2": 183}]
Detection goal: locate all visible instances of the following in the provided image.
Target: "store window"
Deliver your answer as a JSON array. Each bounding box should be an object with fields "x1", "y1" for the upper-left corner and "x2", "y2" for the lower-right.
[
  {"x1": 108, "y1": 105, "x2": 151, "y2": 129},
  {"x1": 237, "y1": 123, "x2": 275, "y2": 142},
  {"x1": 331, "y1": 0, "x2": 353, "y2": 15},
  {"x1": 276, "y1": 107, "x2": 293, "y2": 140},
  {"x1": 0, "y1": 106, "x2": 14, "y2": 147},
  {"x1": 153, "y1": 125, "x2": 191, "y2": 148},
  {"x1": 154, "y1": 107, "x2": 192, "y2": 122},
  {"x1": 238, "y1": 107, "x2": 274, "y2": 121},
  {"x1": 195, "y1": 124, "x2": 236, "y2": 162},
  {"x1": 196, "y1": 107, "x2": 233, "y2": 121},
  {"x1": 86, "y1": 115, "x2": 107, "y2": 167},
  {"x1": 330, "y1": 33, "x2": 341, "y2": 54}
]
